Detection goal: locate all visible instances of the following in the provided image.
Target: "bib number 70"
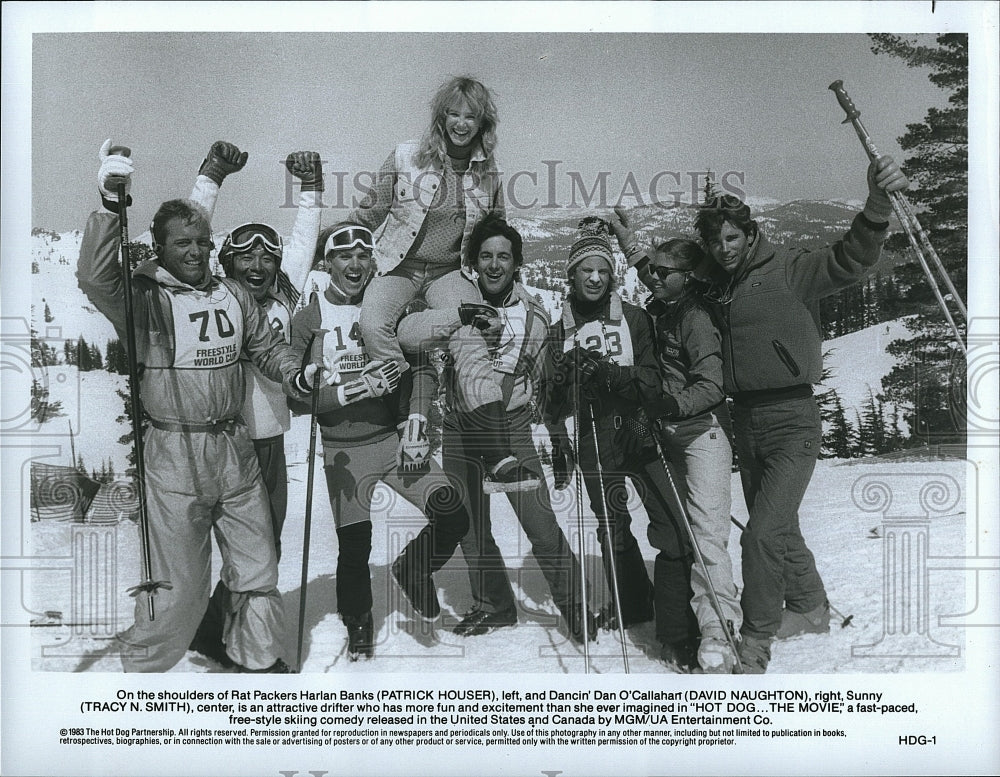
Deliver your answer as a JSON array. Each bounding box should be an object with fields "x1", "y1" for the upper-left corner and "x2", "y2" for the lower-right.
[{"x1": 189, "y1": 309, "x2": 236, "y2": 342}]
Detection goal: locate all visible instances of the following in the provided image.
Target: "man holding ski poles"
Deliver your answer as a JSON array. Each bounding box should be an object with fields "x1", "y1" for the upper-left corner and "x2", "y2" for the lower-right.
[
  {"x1": 690, "y1": 155, "x2": 909, "y2": 673},
  {"x1": 545, "y1": 218, "x2": 702, "y2": 670},
  {"x1": 78, "y1": 140, "x2": 323, "y2": 673},
  {"x1": 184, "y1": 144, "x2": 321, "y2": 667}
]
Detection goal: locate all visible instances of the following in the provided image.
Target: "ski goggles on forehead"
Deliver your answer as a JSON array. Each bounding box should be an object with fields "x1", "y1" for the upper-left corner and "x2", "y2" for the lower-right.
[
  {"x1": 223, "y1": 223, "x2": 283, "y2": 255},
  {"x1": 325, "y1": 226, "x2": 374, "y2": 255}
]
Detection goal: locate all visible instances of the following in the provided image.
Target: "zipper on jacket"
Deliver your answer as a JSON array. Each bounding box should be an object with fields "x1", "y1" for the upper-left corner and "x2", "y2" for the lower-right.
[
  {"x1": 723, "y1": 303, "x2": 740, "y2": 392},
  {"x1": 771, "y1": 339, "x2": 801, "y2": 377}
]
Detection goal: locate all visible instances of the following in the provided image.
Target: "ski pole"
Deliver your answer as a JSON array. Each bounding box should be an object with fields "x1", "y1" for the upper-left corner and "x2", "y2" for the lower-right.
[
  {"x1": 728, "y1": 515, "x2": 854, "y2": 628},
  {"x1": 570, "y1": 347, "x2": 591, "y2": 672},
  {"x1": 116, "y1": 176, "x2": 170, "y2": 620},
  {"x1": 586, "y1": 400, "x2": 630, "y2": 673},
  {"x1": 296, "y1": 332, "x2": 323, "y2": 672},
  {"x1": 648, "y1": 425, "x2": 742, "y2": 673},
  {"x1": 828, "y1": 80, "x2": 966, "y2": 355}
]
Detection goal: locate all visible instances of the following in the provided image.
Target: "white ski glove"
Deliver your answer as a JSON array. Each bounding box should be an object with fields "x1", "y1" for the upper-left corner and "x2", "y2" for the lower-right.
[
  {"x1": 397, "y1": 414, "x2": 431, "y2": 472},
  {"x1": 293, "y1": 361, "x2": 340, "y2": 394},
  {"x1": 98, "y1": 138, "x2": 134, "y2": 202},
  {"x1": 336, "y1": 359, "x2": 401, "y2": 406}
]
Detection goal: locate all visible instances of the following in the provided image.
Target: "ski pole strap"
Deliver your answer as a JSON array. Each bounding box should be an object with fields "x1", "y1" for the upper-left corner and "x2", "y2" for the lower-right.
[{"x1": 149, "y1": 418, "x2": 240, "y2": 434}]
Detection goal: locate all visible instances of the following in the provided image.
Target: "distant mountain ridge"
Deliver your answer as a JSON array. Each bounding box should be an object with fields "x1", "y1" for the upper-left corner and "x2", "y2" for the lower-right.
[{"x1": 28, "y1": 196, "x2": 888, "y2": 341}]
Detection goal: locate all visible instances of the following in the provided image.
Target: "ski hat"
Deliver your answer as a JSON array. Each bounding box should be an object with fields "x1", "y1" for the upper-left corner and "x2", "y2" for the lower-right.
[{"x1": 567, "y1": 217, "x2": 614, "y2": 276}]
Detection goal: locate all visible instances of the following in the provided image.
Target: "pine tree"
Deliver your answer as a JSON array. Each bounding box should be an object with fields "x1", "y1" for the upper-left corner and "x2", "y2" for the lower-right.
[
  {"x1": 885, "y1": 402, "x2": 905, "y2": 453},
  {"x1": 115, "y1": 387, "x2": 137, "y2": 468},
  {"x1": 30, "y1": 379, "x2": 64, "y2": 424},
  {"x1": 77, "y1": 335, "x2": 93, "y2": 372},
  {"x1": 870, "y1": 33, "x2": 967, "y2": 449},
  {"x1": 127, "y1": 240, "x2": 156, "y2": 269},
  {"x1": 821, "y1": 391, "x2": 855, "y2": 459},
  {"x1": 30, "y1": 327, "x2": 59, "y2": 368},
  {"x1": 43, "y1": 300, "x2": 54, "y2": 323},
  {"x1": 857, "y1": 389, "x2": 888, "y2": 456},
  {"x1": 76, "y1": 453, "x2": 87, "y2": 474},
  {"x1": 89, "y1": 343, "x2": 103, "y2": 370}
]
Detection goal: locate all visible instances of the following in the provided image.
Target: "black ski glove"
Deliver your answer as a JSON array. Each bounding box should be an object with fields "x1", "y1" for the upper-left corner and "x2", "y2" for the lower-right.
[
  {"x1": 615, "y1": 409, "x2": 655, "y2": 457},
  {"x1": 199, "y1": 141, "x2": 248, "y2": 186},
  {"x1": 550, "y1": 430, "x2": 575, "y2": 490},
  {"x1": 285, "y1": 151, "x2": 324, "y2": 193}
]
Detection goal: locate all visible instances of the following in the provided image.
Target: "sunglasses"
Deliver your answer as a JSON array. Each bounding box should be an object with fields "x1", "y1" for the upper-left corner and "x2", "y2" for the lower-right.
[
  {"x1": 222, "y1": 223, "x2": 283, "y2": 255},
  {"x1": 650, "y1": 265, "x2": 689, "y2": 280},
  {"x1": 325, "y1": 226, "x2": 375, "y2": 255}
]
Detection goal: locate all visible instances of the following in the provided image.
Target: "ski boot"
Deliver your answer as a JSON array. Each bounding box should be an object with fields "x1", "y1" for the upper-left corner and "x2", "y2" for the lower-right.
[
  {"x1": 391, "y1": 555, "x2": 441, "y2": 622},
  {"x1": 343, "y1": 611, "x2": 375, "y2": 661},
  {"x1": 776, "y1": 600, "x2": 831, "y2": 639}
]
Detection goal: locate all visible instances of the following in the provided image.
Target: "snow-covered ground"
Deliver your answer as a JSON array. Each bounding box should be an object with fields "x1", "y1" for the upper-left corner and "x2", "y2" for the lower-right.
[{"x1": 26, "y1": 413, "x2": 967, "y2": 674}]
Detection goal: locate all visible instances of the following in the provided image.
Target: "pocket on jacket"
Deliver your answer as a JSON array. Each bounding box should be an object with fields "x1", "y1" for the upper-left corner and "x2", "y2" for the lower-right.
[{"x1": 771, "y1": 340, "x2": 801, "y2": 377}]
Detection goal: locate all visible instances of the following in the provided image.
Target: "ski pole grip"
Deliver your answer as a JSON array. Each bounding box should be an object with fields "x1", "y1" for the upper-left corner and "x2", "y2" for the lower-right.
[
  {"x1": 309, "y1": 329, "x2": 328, "y2": 366},
  {"x1": 828, "y1": 80, "x2": 860, "y2": 124},
  {"x1": 105, "y1": 146, "x2": 132, "y2": 196}
]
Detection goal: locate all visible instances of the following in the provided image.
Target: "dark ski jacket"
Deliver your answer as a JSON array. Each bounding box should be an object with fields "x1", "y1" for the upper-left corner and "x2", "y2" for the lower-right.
[
  {"x1": 708, "y1": 213, "x2": 888, "y2": 395},
  {"x1": 544, "y1": 291, "x2": 660, "y2": 465},
  {"x1": 647, "y1": 296, "x2": 725, "y2": 419}
]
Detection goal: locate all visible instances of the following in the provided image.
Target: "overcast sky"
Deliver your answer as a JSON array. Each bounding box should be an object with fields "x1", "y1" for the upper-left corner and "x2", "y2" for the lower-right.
[{"x1": 26, "y1": 29, "x2": 955, "y2": 233}]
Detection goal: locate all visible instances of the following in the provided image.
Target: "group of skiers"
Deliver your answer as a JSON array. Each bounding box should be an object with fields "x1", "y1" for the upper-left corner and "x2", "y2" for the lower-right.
[{"x1": 77, "y1": 75, "x2": 908, "y2": 675}]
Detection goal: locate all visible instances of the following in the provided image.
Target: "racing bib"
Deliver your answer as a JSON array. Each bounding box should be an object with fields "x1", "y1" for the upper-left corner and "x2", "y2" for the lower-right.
[
  {"x1": 316, "y1": 295, "x2": 368, "y2": 379},
  {"x1": 169, "y1": 286, "x2": 244, "y2": 369},
  {"x1": 266, "y1": 298, "x2": 292, "y2": 344},
  {"x1": 490, "y1": 302, "x2": 528, "y2": 375},
  {"x1": 563, "y1": 317, "x2": 635, "y2": 366}
]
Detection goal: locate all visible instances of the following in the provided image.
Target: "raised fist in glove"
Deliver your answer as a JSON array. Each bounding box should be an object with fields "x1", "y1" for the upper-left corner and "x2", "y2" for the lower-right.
[
  {"x1": 397, "y1": 414, "x2": 431, "y2": 472},
  {"x1": 98, "y1": 139, "x2": 134, "y2": 203},
  {"x1": 550, "y1": 429, "x2": 575, "y2": 490},
  {"x1": 863, "y1": 155, "x2": 908, "y2": 222},
  {"x1": 198, "y1": 141, "x2": 248, "y2": 186},
  {"x1": 609, "y1": 206, "x2": 635, "y2": 250},
  {"x1": 336, "y1": 359, "x2": 401, "y2": 406},
  {"x1": 285, "y1": 151, "x2": 324, "y2": 193}
]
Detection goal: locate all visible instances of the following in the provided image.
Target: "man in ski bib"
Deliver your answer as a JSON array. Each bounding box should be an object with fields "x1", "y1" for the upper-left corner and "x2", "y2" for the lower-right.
[
  {"x1": 77, "y1": 141, "x2": 317, "y2": 673},
  {"x1": 545, "y1": 218, "x2": 692, "y2": 640},
  {"x1": 288, "y1": 216, "x2": 472, "y2": 661},
  {"x1": 183, "y1": 144, "x2": 321, "y2": 666}
]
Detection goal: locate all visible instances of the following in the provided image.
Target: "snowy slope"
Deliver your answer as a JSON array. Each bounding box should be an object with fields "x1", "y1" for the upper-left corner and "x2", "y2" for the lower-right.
[{"x1": 27, "y1": 440, "x2": 967, "y2": 674}]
